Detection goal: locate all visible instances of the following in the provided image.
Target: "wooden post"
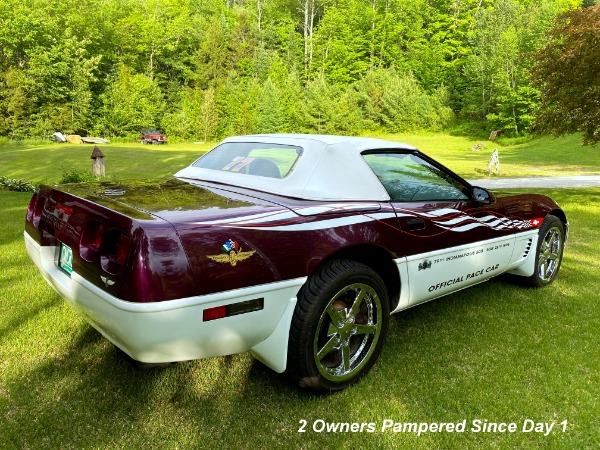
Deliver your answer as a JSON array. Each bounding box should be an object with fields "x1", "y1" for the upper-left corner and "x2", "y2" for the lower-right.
[{"x1": 90, "y1": 146, "x2": 106, "y2": 177}]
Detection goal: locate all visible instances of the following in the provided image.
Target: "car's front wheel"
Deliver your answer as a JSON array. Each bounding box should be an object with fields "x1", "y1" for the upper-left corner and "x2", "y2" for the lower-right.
[
  {"x1": 527, "y1": 214, "x2": 565, "y2": 287},
  {"x1": 285, "y1": 260, "x2": 389, "y2": 393}
]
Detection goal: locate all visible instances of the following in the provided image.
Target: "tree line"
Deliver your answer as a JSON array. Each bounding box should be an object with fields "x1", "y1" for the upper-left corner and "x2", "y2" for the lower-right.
[{"x1": 0, "y1": 0, "x2": 588, "y2": 141}]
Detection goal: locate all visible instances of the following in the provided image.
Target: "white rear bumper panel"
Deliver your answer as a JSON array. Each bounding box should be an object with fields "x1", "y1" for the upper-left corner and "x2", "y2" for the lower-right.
[{"x1": 24, "y1": 231, "x2": 303, "y2": 372}]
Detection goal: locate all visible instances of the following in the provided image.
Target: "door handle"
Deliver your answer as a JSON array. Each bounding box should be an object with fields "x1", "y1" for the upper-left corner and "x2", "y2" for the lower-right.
[{"x1": 407, "y1": 218, "x2": 426, "y2": 230}]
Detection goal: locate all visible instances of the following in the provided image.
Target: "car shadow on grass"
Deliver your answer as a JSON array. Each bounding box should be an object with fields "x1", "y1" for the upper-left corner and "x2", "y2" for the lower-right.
[{"x1": 1, "y1": 275, "x2": 593, "y2": 448}]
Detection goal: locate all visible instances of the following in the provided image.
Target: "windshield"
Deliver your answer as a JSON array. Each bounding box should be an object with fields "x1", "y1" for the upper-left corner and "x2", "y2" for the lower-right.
[{"x1": 192, "y1": 142, "x2": 303, "y2": 179}]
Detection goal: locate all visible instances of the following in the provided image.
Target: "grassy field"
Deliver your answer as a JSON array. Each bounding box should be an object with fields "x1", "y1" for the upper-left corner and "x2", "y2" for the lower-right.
[
  {"x1": 1, "y1": 134, "x2": 599, "y2": 448},
  {"x1": 1, "y1": 186, "x2": 599, "y2": 448},
  {"x1": 1, "y1": 133, "x2": 599, "y2": 186}
]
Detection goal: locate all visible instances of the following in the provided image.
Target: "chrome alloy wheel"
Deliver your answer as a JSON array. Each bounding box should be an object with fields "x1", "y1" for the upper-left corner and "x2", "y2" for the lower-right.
[
  {"x1": 313, "y1": 283, "x2": 383, "y2": 382},
  {"x1": 538, "y1": 225, "x2": 563, "y2": 282}
]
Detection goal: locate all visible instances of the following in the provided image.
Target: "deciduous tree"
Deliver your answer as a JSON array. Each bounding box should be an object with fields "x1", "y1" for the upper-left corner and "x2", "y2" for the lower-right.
[{"x1": 533, "y1": 5, "x2": 600, "y2": 145}]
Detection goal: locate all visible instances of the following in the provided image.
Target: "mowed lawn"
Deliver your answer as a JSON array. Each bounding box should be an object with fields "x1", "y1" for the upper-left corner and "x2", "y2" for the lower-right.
[
  {"x1": 1, "y1": 184, "x2": 599, "y2": 448},
  {"x1": 1, "y1": 134, "x2": 600, "y2": 448},
  {"x1": 0, "y1": 133, "x2": 599, "y2": 186}
]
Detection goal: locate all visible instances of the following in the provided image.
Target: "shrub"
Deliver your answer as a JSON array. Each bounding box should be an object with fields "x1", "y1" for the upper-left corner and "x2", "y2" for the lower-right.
[
  {"x1": 59, "y1": 169, "x2": 94, "y2": 184},
  {"x1": 0, "y1": 176, "x2": 36, "y2": 192}
]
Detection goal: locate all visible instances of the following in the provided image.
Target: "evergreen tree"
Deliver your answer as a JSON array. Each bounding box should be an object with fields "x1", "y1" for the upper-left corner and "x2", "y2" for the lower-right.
[
  {"x1": 255, "y1": 78, "x2": 284, "y2": 133},
  {"x1": 200, "y1": 87, "x2": 219, "y2": 141}
]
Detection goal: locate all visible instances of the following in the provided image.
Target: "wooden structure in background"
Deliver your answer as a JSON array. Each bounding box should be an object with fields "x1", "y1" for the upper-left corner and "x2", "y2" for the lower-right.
[{"x1": 91, "y1": 146, "x2": 106, "y2": 177}]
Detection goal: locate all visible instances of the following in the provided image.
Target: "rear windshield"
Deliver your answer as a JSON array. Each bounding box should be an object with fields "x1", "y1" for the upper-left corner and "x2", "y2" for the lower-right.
[{"x1": 192, "y1": 142, "x2": 303, "y2": 179}]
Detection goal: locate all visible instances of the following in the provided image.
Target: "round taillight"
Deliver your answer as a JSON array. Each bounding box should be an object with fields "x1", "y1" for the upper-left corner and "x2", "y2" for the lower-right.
[
  {"x1": 100, "y1": 230, "x2": 130, "y2": 275},
  {"x1": 26, "y1": 192, "x2": 39, "y2": 222},
  {"x1": 80, "y1": 222, "x2": 104, "y2": 262},
  {"x1": 32, "y1": 195, "x2": 46, "y2": 228}
]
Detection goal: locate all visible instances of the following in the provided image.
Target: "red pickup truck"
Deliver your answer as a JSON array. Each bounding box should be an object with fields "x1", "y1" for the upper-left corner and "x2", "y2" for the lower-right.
[{"x1": 140, "y1": 129, "x2": 168, "y2": 144}]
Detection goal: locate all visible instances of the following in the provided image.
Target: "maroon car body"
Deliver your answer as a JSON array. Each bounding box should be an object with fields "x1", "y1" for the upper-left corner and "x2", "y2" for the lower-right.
[{"x1": 24, "y1": 134, "x2": 567, "y2": 392}]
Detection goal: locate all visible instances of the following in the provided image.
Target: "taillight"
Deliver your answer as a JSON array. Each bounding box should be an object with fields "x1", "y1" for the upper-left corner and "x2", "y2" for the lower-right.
[
  {"x1": 80, "y1": 222, "x2": 104, "y2": 262},
  {"x1": 56, "y1": 203, "x2": 73, "y2": 216},
  {"x1": 101, "y1": 230, "x2": 130, "y2": 275},
  {"x1": 32, "y1": 195, "x2": 46, "y2": 228},
  {"x1": 115, "y1": 234, "x2": 129, "y2": 266},
  {"x1": 92, "y1": 224, "x2": 103, "y2": 251},
  {"x1": 26, "y1": 192, "x2": 38, "y2": 222}
]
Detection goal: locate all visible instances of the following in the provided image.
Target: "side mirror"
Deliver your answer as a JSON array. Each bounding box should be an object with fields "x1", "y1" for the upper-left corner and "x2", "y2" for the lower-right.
[{"x1": 472, "y1": 186, "x2": 493, "y2": 205}]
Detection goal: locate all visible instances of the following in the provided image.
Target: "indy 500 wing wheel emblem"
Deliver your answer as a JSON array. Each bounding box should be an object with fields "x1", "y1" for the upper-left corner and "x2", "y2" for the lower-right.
[{"x1": 207, "y1": 239, "x2": 256, "y2": 266}]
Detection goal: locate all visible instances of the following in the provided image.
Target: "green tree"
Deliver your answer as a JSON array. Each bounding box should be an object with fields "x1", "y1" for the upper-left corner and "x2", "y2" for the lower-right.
[
  {"x1": 200, "y1": 87, "x2": 219, "y2": 141},
  {"x1": 533, "y1": 5, "x2": 600, "y2": 145},
  {"x1": 101, "y1": 64, "x2": 165, "y2": 136},
  {"x1": 297, "y1": 75, "x2": 340, "y2": 133},
  {"x1": 217, "y1": 73, "x2": 260, "y2": 136},
  {"x1": 0, "y1": 69, "x2": 32, "y2": 138},
  {"x1": 462, "y1": 0, "x2": 576, "y2": 135},
  {"x1": 255, "y1": 78, "x2": 284, "y2": 133},
  {"x1": 355, "y1": 69, "x2": 453, "y2": 132}
]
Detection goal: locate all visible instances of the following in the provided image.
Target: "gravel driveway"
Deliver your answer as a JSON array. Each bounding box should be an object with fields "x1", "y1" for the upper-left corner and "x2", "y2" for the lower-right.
[{"x1": 467, "y1": 175, "x2": 600, "y2": 189}]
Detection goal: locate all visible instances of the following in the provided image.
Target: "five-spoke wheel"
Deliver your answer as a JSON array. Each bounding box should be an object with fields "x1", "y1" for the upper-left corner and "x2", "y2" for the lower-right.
[
  {"x1": 314, "y1": 283, "x2": 383, "y2": 382},
  {"x1": 285, "y1": 260, "x2": 389, "y2": 393},
  {"x1": 527, "y1": 215, "x2": 565, "y2": 287}
]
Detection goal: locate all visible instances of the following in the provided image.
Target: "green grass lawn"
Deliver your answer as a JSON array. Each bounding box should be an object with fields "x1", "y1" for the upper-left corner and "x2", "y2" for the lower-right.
[
  {"x1": 1, "y1": 133, "x2": 599, "y2": 186},
  {"x1": 1, "y1": 188, "x2": 599, "y2": 449},
  {"x1": 373, "y1": 133, "x2": 600, "y2": 178},
  {"x1": 0, "y1": 142, "x2": 215, "y2": 186}
]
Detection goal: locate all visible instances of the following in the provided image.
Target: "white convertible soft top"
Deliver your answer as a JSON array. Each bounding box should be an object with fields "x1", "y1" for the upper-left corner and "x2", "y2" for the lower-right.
[{"x1": 175, "y1": 134, "x2": 417, "y2": 201}]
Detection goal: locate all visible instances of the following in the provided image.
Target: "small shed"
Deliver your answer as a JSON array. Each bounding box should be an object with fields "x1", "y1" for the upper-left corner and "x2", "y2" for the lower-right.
[{"x1": 91, "y1": 146, "x2": 106, "y2": 177}]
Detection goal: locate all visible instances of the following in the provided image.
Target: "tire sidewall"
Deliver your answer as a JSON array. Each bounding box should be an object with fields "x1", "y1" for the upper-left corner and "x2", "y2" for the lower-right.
[
  {"x1": 291, "y1": 261, "x2": 390, "y2": 393},
  {"x1": 532, "y1": 215, "x2": 565, "y2": 287}
]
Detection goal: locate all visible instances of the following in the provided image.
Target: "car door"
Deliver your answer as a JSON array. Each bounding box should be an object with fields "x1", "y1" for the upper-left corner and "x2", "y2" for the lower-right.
[{"x1": 363, "y1": 151, "x2": 517, "y2": 305}]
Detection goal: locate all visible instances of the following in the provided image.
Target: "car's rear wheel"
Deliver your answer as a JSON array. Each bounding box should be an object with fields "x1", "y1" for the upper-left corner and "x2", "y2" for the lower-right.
[
  {"x1": 526, "y1": 215, "x2": 565, "y2": 287},
  {"x1": 285, "y1": 259, "x2": 389, "y2": 393}
]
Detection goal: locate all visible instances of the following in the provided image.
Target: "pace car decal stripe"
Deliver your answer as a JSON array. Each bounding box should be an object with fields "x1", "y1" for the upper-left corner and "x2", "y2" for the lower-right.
[
  {"x1": 225, "y1": 213, "x2": 398, "y2": 232},
  {"x1": 191, "y1": 204, "x2": 532, "y2": 234},
  {"x1": 432, "y1": 214, "x2": 499, "y2": 226},
  {"x1": 413, "y1": 208, "x2": 463, "y2": 218},
  {"x1": 193, "y1": 209, "x2": 298, "y2": 226},
  {"x1": 192, "y1": 203, "x2": 382, "y2": 227},
  {"x1": 293, "y1": 203, "x2": 381, "y2": 216},
  {"x1": 431, "y1": 213, "x2": 530, "y2": 233}
]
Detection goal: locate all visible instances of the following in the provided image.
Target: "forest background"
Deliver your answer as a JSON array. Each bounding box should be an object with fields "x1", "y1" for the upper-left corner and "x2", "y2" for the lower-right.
[{"x1": 0, "y1": 0, "x2": 595, "y2": 142}]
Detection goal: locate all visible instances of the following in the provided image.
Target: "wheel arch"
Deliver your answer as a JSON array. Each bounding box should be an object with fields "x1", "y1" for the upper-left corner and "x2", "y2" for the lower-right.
[
  {"x1": 549, "y1": 208, "x2": 568, "y2": 242},
  {"x1": 309, "y1": 244, "x2": 401, "y2": 312}
]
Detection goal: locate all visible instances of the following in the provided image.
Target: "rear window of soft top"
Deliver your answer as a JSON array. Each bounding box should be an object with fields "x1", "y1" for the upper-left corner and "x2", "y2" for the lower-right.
[{"x1": 192, "y1": 142, "x2": 303, "y2": 179}]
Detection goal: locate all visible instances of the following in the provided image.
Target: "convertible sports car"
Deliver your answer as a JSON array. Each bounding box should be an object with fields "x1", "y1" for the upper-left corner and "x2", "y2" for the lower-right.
[{"x1": 24, "y1": 134, "x2": 567, "y2": 392}]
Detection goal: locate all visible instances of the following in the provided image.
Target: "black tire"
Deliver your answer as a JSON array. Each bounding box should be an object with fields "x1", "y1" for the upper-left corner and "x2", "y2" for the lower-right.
[
  {"x1": 285, "y1": 259, "x2": 389, "y2": 393},
  {"x1": 526, "y1": 215, "x2": 565, "y2": 287}
]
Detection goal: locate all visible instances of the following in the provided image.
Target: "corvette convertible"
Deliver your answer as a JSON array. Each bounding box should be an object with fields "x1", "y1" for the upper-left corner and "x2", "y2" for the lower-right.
[{"x1": 24, "y1": 134, "x2": 567, "y2": 392}]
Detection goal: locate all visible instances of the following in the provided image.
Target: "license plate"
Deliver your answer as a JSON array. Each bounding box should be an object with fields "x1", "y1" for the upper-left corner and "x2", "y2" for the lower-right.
[{"x1": 58, "y1": 243, "x2": 73, "y2": 275}]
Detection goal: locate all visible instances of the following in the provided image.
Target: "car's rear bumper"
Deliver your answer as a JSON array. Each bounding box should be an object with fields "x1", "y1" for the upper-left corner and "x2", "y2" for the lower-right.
[{"x1": 24, "y1": 231, "x2": 303, "y2": 372}]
